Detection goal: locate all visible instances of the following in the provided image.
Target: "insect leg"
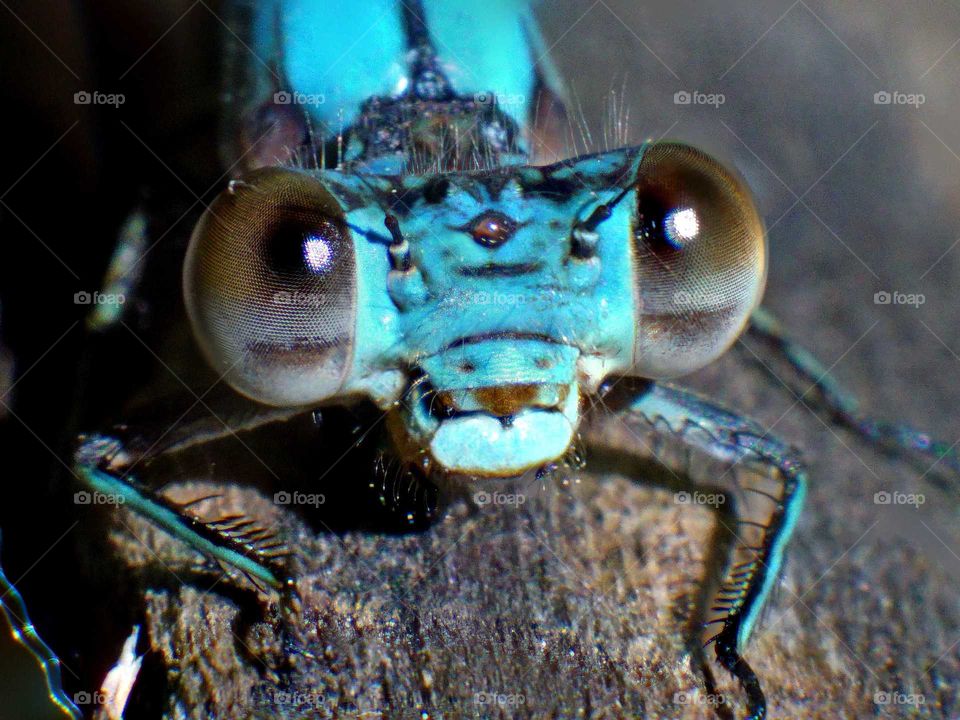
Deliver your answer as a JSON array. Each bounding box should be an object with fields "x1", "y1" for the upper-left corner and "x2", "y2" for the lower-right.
[
  {"x1": 73, "y1": 434, "x2": 287, "y2": 592},
  {"x1": 587, "y1": 380, "x2": 806, "y2": 720},
  {"x1": 749, "y1": 306, "x2": 960, "y2": 474}
]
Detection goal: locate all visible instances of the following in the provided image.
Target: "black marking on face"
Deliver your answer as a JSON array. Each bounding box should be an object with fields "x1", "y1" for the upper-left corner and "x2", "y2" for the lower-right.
[
  {"x1": 591, "y1": 158, "x2": 641, "y2": 189},
  {"x1": 444, "y1": 331, "x2": 560, "y2": 351},
  {"x1": 517, "y1": 172, "x2": 579, "y2": 200},
  {"x1": 456, "y1": 262, "x2": 543, "y2": 278},
  {"x1": 423, "y1": 177, "x2": 451, "y2": 204},
  {"x1": 475, "y1": 172, "x2": 513, "y2": 201}
]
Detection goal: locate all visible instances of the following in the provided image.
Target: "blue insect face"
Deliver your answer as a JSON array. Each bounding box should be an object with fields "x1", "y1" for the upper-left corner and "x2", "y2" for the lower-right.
[{"x1": 184, "y1": 142, "x2": 766, "y2": 477}]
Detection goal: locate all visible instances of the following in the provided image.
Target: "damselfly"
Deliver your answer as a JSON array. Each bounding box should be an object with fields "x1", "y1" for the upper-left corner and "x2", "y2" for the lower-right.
[{"x1": 4, "y1": 2, "x2": 960, "y2": 719}]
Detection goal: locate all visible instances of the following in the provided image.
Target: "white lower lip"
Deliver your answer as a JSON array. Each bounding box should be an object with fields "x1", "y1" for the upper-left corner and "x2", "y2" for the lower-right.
[{"x1": 429, "y1": 408, "x2": 575, "y2": 477}]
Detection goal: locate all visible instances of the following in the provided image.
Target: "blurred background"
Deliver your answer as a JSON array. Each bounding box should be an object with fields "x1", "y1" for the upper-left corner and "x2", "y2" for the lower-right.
[{"x1": 1, "y1": 1, "x2": 959, "y2": 717}]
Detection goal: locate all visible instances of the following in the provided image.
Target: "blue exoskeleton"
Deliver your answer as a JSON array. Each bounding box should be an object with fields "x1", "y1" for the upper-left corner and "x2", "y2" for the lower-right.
[{"x1": 3, "y1": 1, "x2": 953, "y2": 719}]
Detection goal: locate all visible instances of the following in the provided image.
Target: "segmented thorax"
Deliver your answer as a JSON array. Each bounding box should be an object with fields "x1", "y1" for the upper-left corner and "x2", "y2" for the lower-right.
[{"x1": 224, "y1": 0, "x2": 557, "y2": 173}]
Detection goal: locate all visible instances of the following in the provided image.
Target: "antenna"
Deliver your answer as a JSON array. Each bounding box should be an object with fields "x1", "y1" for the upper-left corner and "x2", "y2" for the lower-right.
[
  {"x1": 385, "y1": 214, "x2": 412, "y2": 271},
  {"x1": 570, "y1": 184, "x2": 632, "y2": 259}
]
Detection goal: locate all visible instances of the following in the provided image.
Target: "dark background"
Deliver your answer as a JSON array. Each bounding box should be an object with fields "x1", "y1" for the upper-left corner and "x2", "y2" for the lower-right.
[
  {"x1": 1, "y1": 1, "x2": 960, "y2": 717},
  {"x1": 0, "y1": 2, "x2": 224, "y2": 717}
]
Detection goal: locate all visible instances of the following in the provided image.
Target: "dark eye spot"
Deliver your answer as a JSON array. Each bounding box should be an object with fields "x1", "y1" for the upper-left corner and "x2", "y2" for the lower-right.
[
  {"x1": 460, "y1": 211, "x2": 518, "y2": 248},
  {"x1": 268, "y1": 216, "x2": 344, "y2": 277},
  {"x1": 636, "y1": 183, "x2": 688, "y2": 255}
]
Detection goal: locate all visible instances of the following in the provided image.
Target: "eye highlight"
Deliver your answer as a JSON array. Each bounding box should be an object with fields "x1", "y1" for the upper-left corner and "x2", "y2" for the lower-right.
[
  {"x1": 184, "y1": 167, "x2": 357, "y2": 406},
  {"x1": 630, "y1": 142, "x2": 766, "y2": 378},
  {"x1": 267, "y1": 217, "x2": 343, "y2": 277},
  {"x1": 302, "y1": 232, "x2": 336, "y2": 273},
  {"x1": 663, "y1": 206, "x2": 700, "y2": 247}
]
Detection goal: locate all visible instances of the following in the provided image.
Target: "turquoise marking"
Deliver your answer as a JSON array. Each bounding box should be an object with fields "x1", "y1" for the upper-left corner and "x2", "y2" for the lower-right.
[
  {"x1": 255, "y1": 0, "x2": 537, "y2": 131},
  {"x1": 737, "y1": 469, "x2": 806, "y2": 649},
  {"x1": 75, "y1": 466, "x2": 282, "y2": 590},
  {"x1": 418, "y1": 340, "x2": 579, "y2": 390},
  {"x1": 627, "y1": 385, "x2": 807, "y2": 652},
  {"x1": 0, "y1": 531, "x2": 81, "y2": 720},
  {"x1": 419, "y1": 0, "x2": 536, "y2": 127},
  {"x1": 275, "y1": 0, "x2": 408, "y2": 128}
]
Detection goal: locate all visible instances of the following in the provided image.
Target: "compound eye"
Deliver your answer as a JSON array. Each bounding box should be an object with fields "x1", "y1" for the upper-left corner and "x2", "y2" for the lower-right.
[
  {"x1": 184, "y1": 167, "x2": 356, "y2": 405},
  {"x1": 631, "y1": 142, "x2": 766, "y2": 377}
]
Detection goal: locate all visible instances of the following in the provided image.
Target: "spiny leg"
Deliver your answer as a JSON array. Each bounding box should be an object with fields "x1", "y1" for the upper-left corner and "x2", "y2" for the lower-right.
[
  {"x1": 72, "y1": 403, "x2": 435, "y2": 592},
  {"x1": 749, "y1": 306, "x2": 959, "y2": 474},
  {"x1": 587, "y1": 380, "x2": 806, "y2": 720},
  {"x1": 74, "y1": 432, "x2": 290, "y2": 593}
]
